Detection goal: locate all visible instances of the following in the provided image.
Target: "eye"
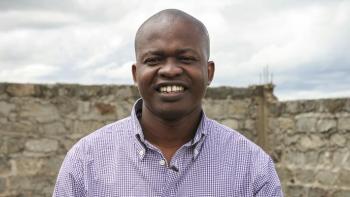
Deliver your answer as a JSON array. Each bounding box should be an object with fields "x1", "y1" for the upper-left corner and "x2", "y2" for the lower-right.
[
  {"x1": 179, "y1": 56, "x2": 196, "y2": 64},
  {"x1": 144, "y1": 57, "x2": 162, "y2": 66}
]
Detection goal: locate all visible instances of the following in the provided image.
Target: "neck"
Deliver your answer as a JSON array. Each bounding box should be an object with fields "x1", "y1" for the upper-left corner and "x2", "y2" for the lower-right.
[{"x1": 140, "y1": 103, "x2": 202, "y2": 157}]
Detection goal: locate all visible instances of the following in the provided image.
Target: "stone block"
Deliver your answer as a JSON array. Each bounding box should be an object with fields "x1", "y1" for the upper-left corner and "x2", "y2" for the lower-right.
[
  {"x1": 6, "y1": 84, "x2": 40, "y2": 97},
  {"x1": 268, "y1": 119, "x2": 279, "y2": 132},
  {"x1": 14, "y1": 158, "x2": 44, "y2": 176},
  {"x1": 304, "y1": 150, "x2": 320, "y2": 167},
  {"x1": 0, "y1": 156, "x2": 11, "y2": 176},
  {"x1": 39, "y1": 121, "x2": 67, "y2": 136},
  {"x1": 336, "y1": 169, "x2": 350, "y2": 187},
  {"x1": 61, "y1": 138, "x2": 76, "y2": 152},
  {"x1": 0, "y1": 177, "x2": 6, "y2": 193},
  {"x1": 278, "y1": 117, "x2": 295, "y2": 132},
  {"x1": 94, "y1": 102, "x2": 115, "y2": 115},
  {"x1": 7, "y1": 176, "x2": 32, "y2": 192},
  {"x1": 0, "y1": 101, "x2": 15, "y2": 117},
  {"x1": 203, "y1": 99, "x2": 226, "y2": 119},
  {"x1": 226, "y1": 99, "x2": 250, "y2": 118},
  {"x1": 0, "y1": 83, "x2": 5, "y2": 94},
  {"x1": 345, "y1": 154, "x2": 350, "y2": 170},
  {"x1": 76, "y1": 100, "x2": 90, "y2": 115},
  {"x1": 295, "y1": 169, "x2": 315, "y2": 184},
  {"x1": 221, "y1": 119, "x2": 239, "y2": 130},
  {"x1": 316, "y1": 118, "x2": 337, "y2": 133},
  {"x1": 317, "y1": 151, "x2": 333, "y2": 167},
  {"x1": 345, "y1": 99, "x2": 350, "y2": 112},
  {"x1": 284, "y1": 150, "x2": 307, "y2": 166},
  {"x1": 20, "y1": 102, "x2": 60, "y2": 123},
  {"x1": 320, "y1": 99, "x2": 346, "y2": 113},
  {"x1": 244, "y1": 119, "x2": 255, "y2": 131},
  {"x1": 41, "y1": 155, "x2": 65, "y2": 176},
  {"x1": 275, "y1": 166, "x2": 293, "y2": 184},
  {"x1": 1, "y1": 137, "x2": 25, "y2": 154},
  {"x1": 338, "y1": 117, "x2": 350, "y2": 131},
  {"x1": 332, "y1": 149, "x2": 349, "y2": 168},
  {"x1": 285, "y1": 101, "x2": 299, "y2": 114},
  {"x1": 284, "y1": 134, "x2": 300, "y2": 146},
  {"x1": 203, "y1": 99, "x2": 249, "y2": 119},
  {"x1": 115, "y1": 86, "x2": 135, "y2": 100},
  {"x1": 25, "y1": 139, "x2": 58, "y2": 153},
  {"x1": 297, "y1": 135, "x2": 324, "y2": 151},
  {"x1": 8, "y1": 112, "x2": 16, "y2": 122},
  {"x1": 52, "y1": 96, "x2": 77, "y2": 115},
  {"x1": 8, "y1": 175, "x2": 53, "y2": 195},
  {"x1": 308, "y1": 187, "x2": 333, "y2": 197},
  {"x1": 302, "y1": 100, "x2": 319, "y2": 112},
  {"x1": 315, "y1": 170, "x2": 337, "y2": 185},
  {"x1": 330, "y1": 134, "x2": 347, "y2": 147},
  {"x1": 296, "y1": 116, "x2": 317, "y2": 132},
  {"x1": 284, "y1": 185, "x2": 308, "y2": 197},
  {"x1": 116, "y1": 101, "x2": 133, "y2": 119},
  {"x1": 0, "y1": 117, "x2": 7, "y2": 125},
  {"x1": 10, "y1": 120, "x2": 38, "y2": 136},
  {"x1": 333, "y1": 189, "x2": 350, "y2": 197}
]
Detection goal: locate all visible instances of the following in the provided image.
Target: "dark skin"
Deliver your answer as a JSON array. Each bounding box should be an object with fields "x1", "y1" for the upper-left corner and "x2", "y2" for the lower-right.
[
  {"x1": 140, "y1": 105, "x2": 202, "y2": 162},
  {"x1": 132, "y1": 10, "x2": 215, "y2": 163}
]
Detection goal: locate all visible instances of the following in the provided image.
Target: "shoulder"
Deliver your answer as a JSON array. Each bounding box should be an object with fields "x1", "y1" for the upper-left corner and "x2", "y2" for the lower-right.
[
  {"x1": 68, "y1": 116, "x2": 133, "y2": 156},
  {"x1": 205, "y1": 119, "x2": 282, "y2": 194},
  {"x1": 205, "y1": 118, "x2": 271, "y2": 162}
]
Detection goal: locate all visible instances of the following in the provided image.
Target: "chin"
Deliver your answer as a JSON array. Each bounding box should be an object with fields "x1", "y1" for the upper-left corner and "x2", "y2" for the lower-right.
[{"x1": 156, "y1": 108, "x2": 190, "y2": 121}]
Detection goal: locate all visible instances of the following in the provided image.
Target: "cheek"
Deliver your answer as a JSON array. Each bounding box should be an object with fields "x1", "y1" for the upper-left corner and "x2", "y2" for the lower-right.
[
  {"x1": 187, "y1": 66, "x2": 208, "y2": 84},
  {"x1": 135, "y1": 67, "x2": 158, "y2": 95},
  {"x1": 136, "y1": 66, "x2": 156, "y2": 82}
]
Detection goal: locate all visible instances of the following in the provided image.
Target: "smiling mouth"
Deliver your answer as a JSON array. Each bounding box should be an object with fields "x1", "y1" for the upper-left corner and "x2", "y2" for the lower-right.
[{"x1": 158, "y1": 85, "x2": 185, "y2": 94}]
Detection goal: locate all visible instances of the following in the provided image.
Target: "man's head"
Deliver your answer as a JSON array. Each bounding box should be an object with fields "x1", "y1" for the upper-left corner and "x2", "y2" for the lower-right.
[
  {"x1": 132, "y1": 9, "x2": 215, "y2": 120},
  {"x1": 135, "y1": 9, "x2": 210, "y2": 60}
]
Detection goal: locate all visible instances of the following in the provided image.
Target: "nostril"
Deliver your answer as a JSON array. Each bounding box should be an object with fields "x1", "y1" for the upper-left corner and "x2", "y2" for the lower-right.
[{"x1": 159, "y1": 64, "x2": 183, "y2": 77}]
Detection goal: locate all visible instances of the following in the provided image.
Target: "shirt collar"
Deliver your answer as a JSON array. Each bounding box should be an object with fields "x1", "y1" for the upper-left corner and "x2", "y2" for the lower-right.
[{"x1": 130, "y1": 98, "x2": 209, "y2": 160}]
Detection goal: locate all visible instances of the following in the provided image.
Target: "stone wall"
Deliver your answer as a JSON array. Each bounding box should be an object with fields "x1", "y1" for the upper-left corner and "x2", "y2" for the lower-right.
[
  {"x1": 0, "y1": 83, "x2": 349, "y2": 196},
  {"x1": 268, "y1": 99, "x2": 350, "y2": 197}
]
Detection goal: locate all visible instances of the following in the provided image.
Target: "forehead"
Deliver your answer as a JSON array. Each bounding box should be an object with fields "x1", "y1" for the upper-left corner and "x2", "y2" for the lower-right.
[{"x1": 136, "y1": 19, "x2": 207, "y2": 57}]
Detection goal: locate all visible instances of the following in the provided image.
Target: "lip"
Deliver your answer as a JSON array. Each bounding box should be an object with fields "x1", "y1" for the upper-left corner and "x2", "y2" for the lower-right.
[
  {"x1": 153, "y1": 81, "x2": 189, "y2": 92},
  {"x1": 157, "y1": 90, "x2": 186, "y2": 102},
  {"x1": 153, "y1": 81, "x2": 189, "y2": 101}
]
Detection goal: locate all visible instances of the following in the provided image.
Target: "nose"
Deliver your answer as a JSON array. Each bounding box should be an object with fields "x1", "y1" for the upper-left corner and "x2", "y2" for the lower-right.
[{"x1": 158, "y1": 59, "x2": 183, "y2": 78}]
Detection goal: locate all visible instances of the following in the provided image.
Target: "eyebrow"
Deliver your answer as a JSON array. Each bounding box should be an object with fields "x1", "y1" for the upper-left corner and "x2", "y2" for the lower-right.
[
  {"x1": 139, "y1": 48, "x2": 200, "y2": 60},
  {"x1": 138, "y1": 51, "x2": 163, "y2": 62},
  {"x1": 175, "y1": 48, "x2": 199, "y2": 55}
]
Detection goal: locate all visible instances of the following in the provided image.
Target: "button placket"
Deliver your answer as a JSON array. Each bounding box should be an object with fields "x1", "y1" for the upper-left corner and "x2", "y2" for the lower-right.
[
  {"x1": 161, "y1": 152, "x2": 184, "y2": 196},
  {"x1": 159, "y1": 159, "x2": 166, "y2": 166}
]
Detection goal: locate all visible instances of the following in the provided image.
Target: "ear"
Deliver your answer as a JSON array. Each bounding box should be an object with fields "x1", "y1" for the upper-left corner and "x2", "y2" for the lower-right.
[
  {"x1": 132, "y1": 64, "x2": 137, "y2": 85},
  {"x1": 207, "y1": 61, "x2": 215, "y2": 85}
]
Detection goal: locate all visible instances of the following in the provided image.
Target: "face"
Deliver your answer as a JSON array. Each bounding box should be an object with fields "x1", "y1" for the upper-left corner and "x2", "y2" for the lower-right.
[{"x1": 132, "y1": 19, "x2": 214, "y2": 120}]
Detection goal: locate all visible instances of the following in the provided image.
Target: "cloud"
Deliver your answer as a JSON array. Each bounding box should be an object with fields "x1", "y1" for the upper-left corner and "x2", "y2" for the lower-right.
[
  {"x1": 0, "y1": 0, "x2": 349, "y2": 100},
  {"x1": 0, "y1": 64, "x2": 58, "y2": 83},
  {"x1": 207, "y1": 0, "x2": 350, "y2": 100}
]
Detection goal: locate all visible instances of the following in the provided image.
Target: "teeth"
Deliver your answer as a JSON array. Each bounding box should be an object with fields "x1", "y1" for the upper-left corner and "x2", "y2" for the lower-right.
[{"x1": 159, "y1": 85, "x2": 185, "y2": 93}]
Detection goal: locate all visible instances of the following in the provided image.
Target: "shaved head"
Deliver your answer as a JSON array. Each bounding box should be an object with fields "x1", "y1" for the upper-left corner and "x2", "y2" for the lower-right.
[{"x1": 134, "y1": 9, "x2": 210, "y2": 59}]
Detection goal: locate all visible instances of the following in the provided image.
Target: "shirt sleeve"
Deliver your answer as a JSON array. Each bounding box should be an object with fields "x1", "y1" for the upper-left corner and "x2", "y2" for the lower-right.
[
  {"x1": 254, "y1": 157, "x2": 284, "y2": 197},
  {"x1": 52, "y1": 142, "x2": 86, "y2": 197}
]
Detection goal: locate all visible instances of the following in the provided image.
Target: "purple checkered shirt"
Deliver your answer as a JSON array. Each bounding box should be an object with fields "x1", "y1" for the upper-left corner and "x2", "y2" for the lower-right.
[{"x1": 53, "y1": 99, "x2": 283, "y2": 196}]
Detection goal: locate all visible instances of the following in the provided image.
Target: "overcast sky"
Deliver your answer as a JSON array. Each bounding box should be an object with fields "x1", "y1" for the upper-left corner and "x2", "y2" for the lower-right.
[{"x1": 0, "y1": 0, "x2": 349, "y2": 100}]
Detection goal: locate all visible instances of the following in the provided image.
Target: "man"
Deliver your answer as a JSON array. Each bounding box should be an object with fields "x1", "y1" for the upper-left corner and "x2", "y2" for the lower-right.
[{"x1": 53, "y1": 9, "x2": 283, "y2": 196}]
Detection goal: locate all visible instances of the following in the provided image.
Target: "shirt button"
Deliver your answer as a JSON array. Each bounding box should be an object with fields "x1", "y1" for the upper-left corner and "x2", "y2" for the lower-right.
[
  {"x1": 194, "y1": 149, "x2": 199, "y2": 155},
  {"x1": 159, "y1": 159, "x2": 166, "y2": 166},
  {"x1": 139, "y1": 150, "x2": 144, "y2": 156}
]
